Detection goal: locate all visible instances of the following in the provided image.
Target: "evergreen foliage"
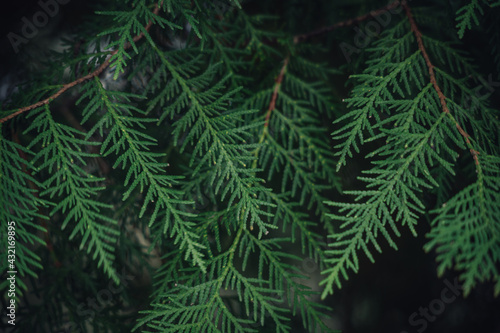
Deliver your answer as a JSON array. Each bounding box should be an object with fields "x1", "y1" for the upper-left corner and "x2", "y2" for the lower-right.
[{"x1": 0, "y1": 0, "x2": 499, "y2": 332}]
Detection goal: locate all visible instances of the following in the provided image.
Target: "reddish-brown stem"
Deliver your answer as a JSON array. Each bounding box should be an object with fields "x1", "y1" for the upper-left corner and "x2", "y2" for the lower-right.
[
  {"x1": 293, "y1": 0, "x2": 401, "y2": 44},
  {"x1": 402, "y1": 0, "x2": 480, "y2": 165},
  {"x1": 252, "y1": 57, "x2": 289, "y2": 167},
  {"x1": 264, "y1": 57, "x2": 289, "y2": 128},
  {"x1": 256, "y1": 2, "x2": 402, "y2": 161},
  {"x1": 262, "y1": 1, "x2": 402, "y2": 127},
  {"x1": 2, "y1": 1, "x2": 399, "y2": 125},
  {"x1": 0, "y1": 2, "x2": 162, "y2": 124}
]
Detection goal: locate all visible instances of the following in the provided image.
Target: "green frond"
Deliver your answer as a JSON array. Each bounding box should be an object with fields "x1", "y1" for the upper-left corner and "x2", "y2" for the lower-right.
[
  {"x1": 455, "y1": 0, "x2": 485, "y2": 38},
  {"x1": 242, "y1": 231, "x2": 336, "y2": 332},
  {"x1": 267, "y1": 192, "x2": 328, "y2": 265},
  {"x1": 0, "y1": 133, "x2": 47, "y2": 295},
  {"x1": 78, "y1": 78, "x2": 206, "y2": 272},
  {"x1": 3, "y1": 0, "x2": 500, "y2": 331},
  {"x1": 98, "y1": 1, "x2": 178, "y2": 79},
  {"x1": 136, "y1": 225, "x2": 290, "y2": 332},
  {"x1": 332, "y1": 49, "x2": 426, "y2": 170},
  {"x1": 323, "y1": 12, "x2": 500, "y2": 298},
  {"x1": 425, "y1": 153, "x2": 500, "y2": 296},
  {"x1": 246, "y1": 54, "x2": 339, "y2": 231},
  {"x1": 144, "y1": 41, "x2": 277, "y2": 235},
  {"x1": 25, "y1": 105, "x2": 120, "y2": 283}
]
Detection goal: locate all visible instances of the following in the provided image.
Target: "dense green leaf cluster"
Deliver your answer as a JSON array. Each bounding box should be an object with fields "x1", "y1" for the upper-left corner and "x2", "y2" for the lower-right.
[
  {"x1": 324, "y1": 15, "x2": 500, "y2": 298},
  {"x1": 1, "y1": 0, "x2": 499, "y2": 332}
]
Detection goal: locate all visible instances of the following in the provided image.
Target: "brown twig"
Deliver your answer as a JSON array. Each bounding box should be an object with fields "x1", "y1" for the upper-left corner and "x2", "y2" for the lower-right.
[
  {"x1": 264, "y1": 57, "x2": 289, "y2": 128},
  {"x1": 255, "y1": 2, "x2": 402, "y2": 163},
  {"x1": 293, "y1": 0, "x2": 401, "y2": 44},
  {"x1": 252, "y1": 57, "x2": 289, "y2": 168},
  {"x1": 268, "y1": 1, "x2": 402, "y2": 124},
  {"x1": 402, "y1": 0, "x2": 480, "y2": 166},
  {"x1": 261, "y1": 1, "x2": 402, "y2": 138},
  {"x1": 2, "y1": 1, "x2": 398, "y2": 125},
  {"x1": 261, "y1": 1, "x2": 401, "y2": 134},
  {"x1": 0, "y1": 2, "x2": 162, "y2": 124}
]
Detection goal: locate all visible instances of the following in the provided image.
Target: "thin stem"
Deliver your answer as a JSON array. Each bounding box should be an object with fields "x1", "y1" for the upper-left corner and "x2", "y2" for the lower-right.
[
  {"x1": 0, "y1": 1, "x2": 163, "y2": 124},
  {"x1": 252, "y1": 56, "x2": 289, "y2": 169},
  {"x1": 402, "y1": 0, "x2": 480, "y2": 166},
  {"x1": 2, "y1": 0, "x2": 399, "y2": 125},
  {"x1": 293, "y1": 0, "x2": 401, "y2": 43},
  {"x1": 253, "y1": 1, "x2": 403, "y2": 167}
]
